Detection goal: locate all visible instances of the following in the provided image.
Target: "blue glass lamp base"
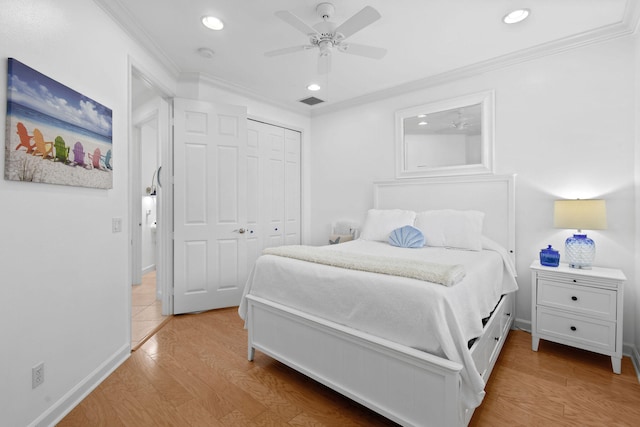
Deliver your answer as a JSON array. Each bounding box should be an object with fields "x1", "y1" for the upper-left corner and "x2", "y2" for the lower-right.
[{"x1": 565, "y1": 234, "x2": 595, "y2": 269}]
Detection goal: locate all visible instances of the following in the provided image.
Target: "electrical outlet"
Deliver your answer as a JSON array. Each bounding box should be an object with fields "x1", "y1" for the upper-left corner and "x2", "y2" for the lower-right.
[{"x1": 32, "y1": 362, "x2": 44, "y2": 389}]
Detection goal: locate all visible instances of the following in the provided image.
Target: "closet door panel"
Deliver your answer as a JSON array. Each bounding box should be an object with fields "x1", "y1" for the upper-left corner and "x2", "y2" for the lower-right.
[
  {"x1": 247, "y1": 120, "x2": 301, "y2": 250},
  {"x1": 284, "y1": 129, "x2": 301, "y2": 245}
]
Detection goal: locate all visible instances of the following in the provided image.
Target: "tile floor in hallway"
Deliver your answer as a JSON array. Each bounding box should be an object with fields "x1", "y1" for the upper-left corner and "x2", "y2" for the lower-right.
[{"x1": 131, "y1": 270, "x2": 170, "y2": 350}]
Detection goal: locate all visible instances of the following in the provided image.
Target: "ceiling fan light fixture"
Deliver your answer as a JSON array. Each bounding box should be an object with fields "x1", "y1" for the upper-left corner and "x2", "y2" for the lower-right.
[
  {"x1": 202, "y1": 16, "x2": 224, "y2": 30},
  {"x1": 266, "y1": 4, "x2": 384, "y2": 75},
  {"x1": 307, "y1": 83, "x2": 321, "y2": 91},
  {"x1": 503, "y1": 9, "x2": 530, "y2": 24}
]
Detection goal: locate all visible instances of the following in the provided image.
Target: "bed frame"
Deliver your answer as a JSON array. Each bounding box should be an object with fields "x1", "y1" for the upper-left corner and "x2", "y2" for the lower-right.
[{"x1": 245, "y1": 174, "x2": 516, "y2": 426}]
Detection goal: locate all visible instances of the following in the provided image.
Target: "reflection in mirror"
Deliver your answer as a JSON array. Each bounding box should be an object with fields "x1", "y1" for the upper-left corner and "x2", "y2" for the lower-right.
[
  {"x1": 395, "y1": 91, "x2": 494, "y2": 178},
  {"x1": 404, "y1": 103, "x2": 481, "y2": 169}
]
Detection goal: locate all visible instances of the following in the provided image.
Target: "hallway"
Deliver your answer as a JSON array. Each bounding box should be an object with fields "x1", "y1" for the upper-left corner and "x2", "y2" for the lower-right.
[{"x1": 131, "y1": 271, "x2": 170, "y2": 350}]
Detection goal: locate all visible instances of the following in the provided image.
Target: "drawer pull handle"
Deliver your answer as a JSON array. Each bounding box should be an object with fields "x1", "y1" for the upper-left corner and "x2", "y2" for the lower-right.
[
  {"x1": 570, "y1": 326, "x2": 577, "y2": 332},
  {"x1": 571, "y1": 296, "x2": 578, "y2": 301},
  {"x1": 505, "y1": 312, "x2": 511, "y2": 316},
  {"x1": 494, "y1": 337, "x2": 500, "y2": 342},
  {"x1": 573, "y1": 279, "x2": 577, "y2": 283}
]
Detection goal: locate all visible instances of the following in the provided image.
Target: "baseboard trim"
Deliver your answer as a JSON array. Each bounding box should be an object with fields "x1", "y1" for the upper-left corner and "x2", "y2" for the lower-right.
[
  {"x1": 517, "y1": 321, "x2": 638, "y2": 381},
  {"x1": 30, "y1": 344, "x2": 130, "y2": 427},
  {"x1": 514, "y1": 318, "x2": 531, "y2": 333},
  {"x1": 142, "y1": 265, "x2": 156, "y2": 275}
]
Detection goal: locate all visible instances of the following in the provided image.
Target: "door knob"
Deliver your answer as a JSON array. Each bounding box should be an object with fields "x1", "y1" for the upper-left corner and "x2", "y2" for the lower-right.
[{"x1": 234, "y1": 228, "x2": 246, "y2": 234}]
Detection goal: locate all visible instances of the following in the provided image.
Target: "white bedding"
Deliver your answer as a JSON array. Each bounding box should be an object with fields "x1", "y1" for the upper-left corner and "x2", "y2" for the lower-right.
[
  {"x1": 239, "y1": 239, "x2": 518, "y2": 411},
  {"x1": 262, "y1": 244, "x2": 466, "y2": 286}
]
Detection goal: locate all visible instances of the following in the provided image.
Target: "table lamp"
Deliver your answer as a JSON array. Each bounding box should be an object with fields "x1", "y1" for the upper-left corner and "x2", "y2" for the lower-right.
[{"x1": 553, "y1": 199, "x2": 607, "y2": 269}]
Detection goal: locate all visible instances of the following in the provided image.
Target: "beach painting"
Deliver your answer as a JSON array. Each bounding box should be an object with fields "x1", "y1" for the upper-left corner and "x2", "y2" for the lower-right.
[{"x1": 4, "y1": 58, "x2": 113, "y2": 189}]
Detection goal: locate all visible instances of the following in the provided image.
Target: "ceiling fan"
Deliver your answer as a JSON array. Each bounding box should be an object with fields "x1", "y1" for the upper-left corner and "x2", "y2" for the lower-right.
[{"x1": 265, "y1": 2, "x2": 387, "y2": 74}]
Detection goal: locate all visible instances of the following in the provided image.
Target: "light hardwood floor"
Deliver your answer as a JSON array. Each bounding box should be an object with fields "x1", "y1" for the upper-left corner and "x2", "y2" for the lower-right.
[
  {"x1": 60, "y1": 308, "x2": 640, "y2": 426},
  {"x1": 131, "y1": 271, "x2": 170, "y2": 351}
]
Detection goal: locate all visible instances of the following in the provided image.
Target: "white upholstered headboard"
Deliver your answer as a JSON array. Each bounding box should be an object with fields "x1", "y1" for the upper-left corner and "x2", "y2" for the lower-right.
[{"x1": 373, "y1": 174, "x2": 516, "y2": 264}]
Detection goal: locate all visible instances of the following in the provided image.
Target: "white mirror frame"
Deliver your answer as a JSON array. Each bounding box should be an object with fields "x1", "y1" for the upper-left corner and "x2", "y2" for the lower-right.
[{"x1": 395, "y1": 90, "x2": 495, "y2": 179}]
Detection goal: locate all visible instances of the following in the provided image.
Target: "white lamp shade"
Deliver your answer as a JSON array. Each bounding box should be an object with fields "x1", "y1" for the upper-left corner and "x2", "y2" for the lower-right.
[{"x1": 554, "y1": 199, "x2": 607, "y2": 231}]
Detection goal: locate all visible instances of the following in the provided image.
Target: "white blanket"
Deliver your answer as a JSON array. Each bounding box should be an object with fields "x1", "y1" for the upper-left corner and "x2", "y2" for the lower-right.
[
  {"x1": 263, "y1": 245, "x2": 466, "y2": 286},
  {"x1": 239, "y1": 239, "x2": 518, "y2": 412}
]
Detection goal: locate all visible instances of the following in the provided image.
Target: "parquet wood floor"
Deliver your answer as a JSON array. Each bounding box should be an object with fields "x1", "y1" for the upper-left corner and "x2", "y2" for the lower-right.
[{"x1": 59, "y1": 307, "x2": 640, "y2": 426}]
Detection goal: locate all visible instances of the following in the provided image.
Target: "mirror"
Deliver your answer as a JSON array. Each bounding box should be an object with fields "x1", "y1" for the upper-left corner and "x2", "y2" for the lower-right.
[{"x1": 395, "y1": 91, "x2": 494, "y2": 178}]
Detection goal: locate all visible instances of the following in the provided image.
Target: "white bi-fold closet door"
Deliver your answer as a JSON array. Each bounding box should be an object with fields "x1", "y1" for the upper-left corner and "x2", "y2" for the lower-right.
[
  {"x1": 172, "y1": 98, "x2": 301, "y2": 314},
  {"x1": 247, "y1": 119, "x2": 301, "y2": 252}
]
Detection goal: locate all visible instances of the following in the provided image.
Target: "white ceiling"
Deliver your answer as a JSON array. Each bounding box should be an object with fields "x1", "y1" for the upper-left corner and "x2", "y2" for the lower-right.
[{"x1": 96, "y1": 0, "x2": 637, "y2": 115}]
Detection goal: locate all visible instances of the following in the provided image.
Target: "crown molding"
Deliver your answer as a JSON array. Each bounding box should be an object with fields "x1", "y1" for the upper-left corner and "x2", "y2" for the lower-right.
[
  {"x1": 93, "y1": 0, "x2": 180, "y2": 79},
  {"x1": 94, "y1": 0, "x2": 640, "y2": 119},
  {"x1": 311, "y1": 5, "x2": 640, "y2": 117},
  {"x1": 179, "y1": 72, "x2": 310, "y2": 116}
]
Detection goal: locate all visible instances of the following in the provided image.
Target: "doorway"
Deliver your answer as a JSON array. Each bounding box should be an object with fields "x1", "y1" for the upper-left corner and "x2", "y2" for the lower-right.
[
  {"x1": 128, "y1": 66, "x2": 303, "y2": 321},
  {"x1": 130, "y1": 67, "x2": 171, "y2": 349}
]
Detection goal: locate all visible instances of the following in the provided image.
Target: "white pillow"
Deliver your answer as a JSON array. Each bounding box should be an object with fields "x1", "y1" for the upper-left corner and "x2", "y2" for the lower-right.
[
  {"x1": 414, "y1": 209, "x2": 485, "y2": 251},
  {"x1": 359, "y1": 209, "x2": 416, "y2": 241}
]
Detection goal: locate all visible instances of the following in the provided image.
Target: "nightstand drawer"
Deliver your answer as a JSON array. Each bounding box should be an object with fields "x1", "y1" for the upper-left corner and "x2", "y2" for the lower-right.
[
  {"x1": 536, "y1": 271, "x2": 621, "y2": 290},
  {"x1": 537, "y1": 307, "x2": 615, "y2": 353},
  {"x1": 537, "y1": 279, "x2": 616, "y2": 321}
]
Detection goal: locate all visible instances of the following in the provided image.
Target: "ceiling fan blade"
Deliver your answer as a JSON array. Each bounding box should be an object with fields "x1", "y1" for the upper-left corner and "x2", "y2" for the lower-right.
[
  {"x1": 340, "y1": 43, "x2": 387, "y2": 59},
  {"x1": 275, "y1": 10, "x2": 319, "y2": 36},
  {"x1": 334, "y1": 6, "x2": 381, "y2": 39},
  {"x1": 318, "y1": 53, "x2": 331, "y2": 75},
  {"x1": 265, "y1": 45, "x2": 313, "y2": 57}
]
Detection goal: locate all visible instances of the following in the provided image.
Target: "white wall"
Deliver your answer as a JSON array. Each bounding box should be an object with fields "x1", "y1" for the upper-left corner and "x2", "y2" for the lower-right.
[
  {"x1": 310, "y1": 36, "x2": 637, "y2": 351},
  {"x1": 0, "y1": 1, "x2": 176, "y2": 425}
]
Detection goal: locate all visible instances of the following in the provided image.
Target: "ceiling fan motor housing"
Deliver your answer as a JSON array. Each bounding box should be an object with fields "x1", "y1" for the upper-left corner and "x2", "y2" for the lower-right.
[
  {"x1": 316, "y1": 2, "x2": 335, "y2": 20},
  {"x1": 313, "y1": 21, "x2": 338, "y2": 39}
]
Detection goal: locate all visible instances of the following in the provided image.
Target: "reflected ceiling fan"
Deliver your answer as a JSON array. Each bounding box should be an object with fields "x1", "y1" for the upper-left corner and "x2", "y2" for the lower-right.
[{"x1": 265, "y1": 2, "x2": 386, "y2": 74}]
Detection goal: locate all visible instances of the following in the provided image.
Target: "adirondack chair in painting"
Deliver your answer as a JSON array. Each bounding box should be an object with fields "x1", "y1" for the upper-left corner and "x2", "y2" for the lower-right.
[
  {"x1": 54, "y1": 136, "x2": 70, "y2": 163},
  {"x1": 87, "y1": 147, "x2": 102, "y2": 170},
  {"x1": 32, "y1": 128, "x2": 53, "y2": 159},
  {"x1": 103, "y1": 149, "x2": 112, "y2": 170},
  {"x1": 15, "y1": 122, "x2": 35, "y2": 153},
  {"x1": 72, "y1": 141, "x2": 87, "y2": 167}
]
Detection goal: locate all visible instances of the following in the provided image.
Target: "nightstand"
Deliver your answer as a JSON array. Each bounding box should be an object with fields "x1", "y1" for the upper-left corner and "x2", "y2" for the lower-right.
[{"x1": 530, "y1": 260, "x2": 626, "y2": 374}]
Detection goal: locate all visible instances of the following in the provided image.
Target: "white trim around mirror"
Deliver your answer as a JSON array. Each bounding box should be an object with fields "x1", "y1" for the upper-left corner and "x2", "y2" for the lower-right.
[{"x1": 395, "y1": 90, "x2": 494, "y2": 179}]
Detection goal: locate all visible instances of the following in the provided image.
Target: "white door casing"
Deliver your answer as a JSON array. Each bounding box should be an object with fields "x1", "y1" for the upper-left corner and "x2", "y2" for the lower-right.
[
  {"x1": 173, "y1": 98, "x2": 248, "y2": 314},
  {"x1": 156, "y1": 97, "x2": 171, "y2": 314}
]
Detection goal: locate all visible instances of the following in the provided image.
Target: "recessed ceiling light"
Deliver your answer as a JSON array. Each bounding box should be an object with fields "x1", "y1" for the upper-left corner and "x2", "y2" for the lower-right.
[
  {"x1": 418, "y1": 121, "x2": 428, "y2": 126},
  {"x1": 417, "y1": 114, "x2": 427, "y2": 118},
  {"x1": 307, "y1": 83, "x2": 321, "y2": 91},
  {"x1": 202, "y1": 16, "x2": 224, "y2": 30},
  {"x1": 503, "y1": 9, "x2": 530, "y2": 24}
]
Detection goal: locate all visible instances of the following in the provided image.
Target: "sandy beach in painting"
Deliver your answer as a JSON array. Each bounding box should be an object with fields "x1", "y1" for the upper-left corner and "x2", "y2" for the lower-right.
[{"x1": 5, "y1": 116, "x2": 113, "y2": 189}]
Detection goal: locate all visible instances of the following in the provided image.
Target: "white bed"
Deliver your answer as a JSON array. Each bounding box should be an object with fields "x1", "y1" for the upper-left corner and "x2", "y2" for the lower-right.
[{"x1": 239, "y1": 174, "x2": 517, "y2": 427}]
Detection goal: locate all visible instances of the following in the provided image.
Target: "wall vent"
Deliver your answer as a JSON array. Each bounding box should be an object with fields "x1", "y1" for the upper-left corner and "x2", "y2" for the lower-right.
[{"x1": 299, "y1": 96, "x2": 325, "y2": 106}]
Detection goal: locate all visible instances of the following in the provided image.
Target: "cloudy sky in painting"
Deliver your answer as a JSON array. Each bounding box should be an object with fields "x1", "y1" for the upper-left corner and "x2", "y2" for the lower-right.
[{"x1": 7, "y1": 59, "x2": 112, "y2": 139}]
